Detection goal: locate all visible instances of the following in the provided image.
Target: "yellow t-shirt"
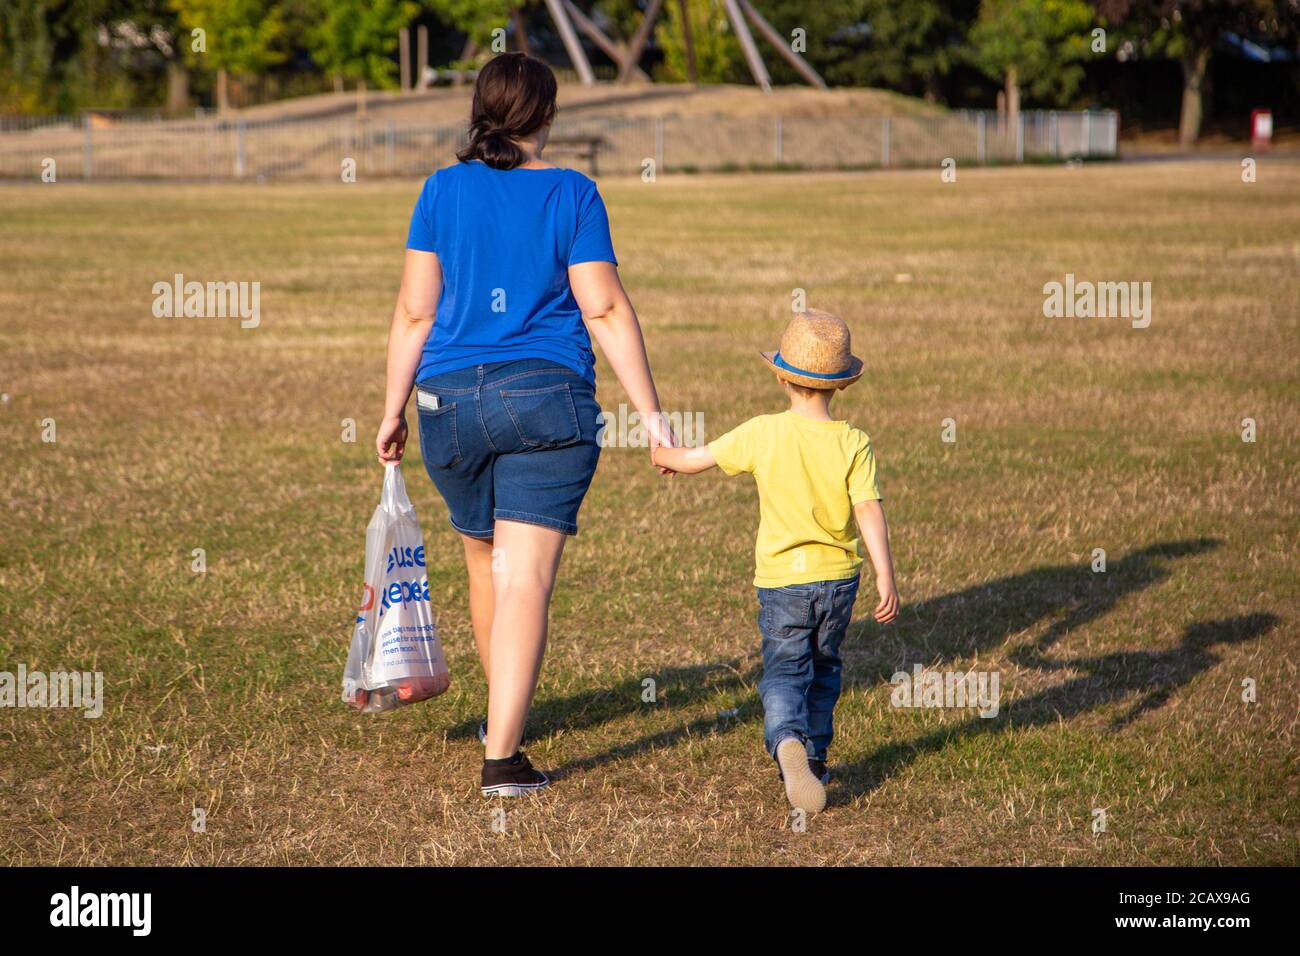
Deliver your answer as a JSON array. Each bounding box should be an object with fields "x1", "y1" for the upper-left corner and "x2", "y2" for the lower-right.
[{"x1": 709, "y1": 411, "x2": 882, "y2": 588}]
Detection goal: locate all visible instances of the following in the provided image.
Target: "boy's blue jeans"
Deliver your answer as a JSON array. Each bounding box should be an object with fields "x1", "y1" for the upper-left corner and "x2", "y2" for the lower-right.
[{"x1": 757, "y1": 577, "x2": 860, "y2": 762}]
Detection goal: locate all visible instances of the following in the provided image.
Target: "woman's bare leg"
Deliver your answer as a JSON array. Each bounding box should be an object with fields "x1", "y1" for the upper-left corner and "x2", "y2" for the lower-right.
[
  {"x1": 483, "y1": 520, "x2": 567, "y2": 759},
  {"x1": 461, "y1": 534, "x2": 496, "y2": 679}
]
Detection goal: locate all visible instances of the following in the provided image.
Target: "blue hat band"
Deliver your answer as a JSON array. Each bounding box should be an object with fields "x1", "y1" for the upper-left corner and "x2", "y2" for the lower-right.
[{"x1": 771, "y1": 351, "x2": 853, "y2": 380}]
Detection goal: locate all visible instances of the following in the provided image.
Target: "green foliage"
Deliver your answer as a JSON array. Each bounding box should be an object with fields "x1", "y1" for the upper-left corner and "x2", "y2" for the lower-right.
[
  {"x1": 969, "y1": 0, "x2": 1095, "y2": 105},
  {"x1": 169, "y1": 0, "x2": 286, "y2": 74},
  {"x1": 856, "y1": 0, "x2": 976, "y2": 96},
  {"x1": 0, "y1": 0, "x2": 185, "y2": 113},
  {"x1": 426, "y1": 0, "x2": 515, "y2": 51},
  {"x1": 750, "y1": 0, "x2": 979, "y2": 97},
  {"x1": 0, "y1": 0, "x2": 56, "y2": 112},
  {"x1": 305, "y1": 0, "x2": 415, "y2": 87},
  {"x1": 1096, "y1": 1, "x2": 1300, "y2": 62},
  {"x1": 655, "y1": 0, "x2": 742, "y2": 83},
  {"x1": 590, "y1": 0, "x2": 650, "y2": 44}
]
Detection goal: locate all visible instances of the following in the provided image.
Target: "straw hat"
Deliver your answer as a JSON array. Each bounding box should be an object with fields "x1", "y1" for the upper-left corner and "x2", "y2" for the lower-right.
[{"x1": 759, "y1": 309, "x2": 864, "y2": 390}]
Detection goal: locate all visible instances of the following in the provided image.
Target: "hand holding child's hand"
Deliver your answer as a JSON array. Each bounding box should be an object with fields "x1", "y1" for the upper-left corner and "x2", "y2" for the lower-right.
[
  {"x1": 873, "y1": 579, "x2": 899, "y2": 624},
  {"x1": 650, "y1": 444, "x2": 674, "y2": 475},
  {"x1": 647, "y1": 412, "x2": 678, "y2": 476}
]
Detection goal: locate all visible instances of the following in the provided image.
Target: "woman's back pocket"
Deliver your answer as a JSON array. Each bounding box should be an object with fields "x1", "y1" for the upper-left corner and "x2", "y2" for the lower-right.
[
  {"x1": 500, "y1": 383, "x2": 580, "y2": 449},
  {"x1": 417, "y1": 401, "x2": 462, "y2": 468}
]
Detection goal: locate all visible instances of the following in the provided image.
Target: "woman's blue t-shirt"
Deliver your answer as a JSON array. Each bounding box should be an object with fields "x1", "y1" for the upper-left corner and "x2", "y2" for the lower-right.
[{"x1": 406, "y1": 160, "x2": 617, "y2": 385}]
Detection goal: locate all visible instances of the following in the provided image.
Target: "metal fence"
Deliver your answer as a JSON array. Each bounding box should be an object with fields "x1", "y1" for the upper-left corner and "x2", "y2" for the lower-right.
[{"x1": 0, "y1": 109, "x2": 1118, "y2": 181}]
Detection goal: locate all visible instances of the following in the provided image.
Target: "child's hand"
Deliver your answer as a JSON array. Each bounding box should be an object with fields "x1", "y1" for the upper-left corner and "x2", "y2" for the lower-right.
[
  {"x1": 647, "y1": 414, "x2": 678, "y2": 476},
  {"x1": 873, "y1": 579, "x2": 899, "y2": 624},
  {"x1": 650, "y1": 444, "x2": 676, "y2": 475}
]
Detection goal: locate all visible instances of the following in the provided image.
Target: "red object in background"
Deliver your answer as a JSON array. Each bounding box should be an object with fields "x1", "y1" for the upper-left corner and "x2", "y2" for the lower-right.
[{"x1": 1251, "y1": 110, "x2": 1273, "y2": 151}]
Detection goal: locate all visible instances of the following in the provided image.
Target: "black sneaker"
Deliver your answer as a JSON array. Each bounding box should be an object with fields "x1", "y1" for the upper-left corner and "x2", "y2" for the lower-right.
[{"x1": 481, "y1": 751, "x2": 550, "y2": 797}]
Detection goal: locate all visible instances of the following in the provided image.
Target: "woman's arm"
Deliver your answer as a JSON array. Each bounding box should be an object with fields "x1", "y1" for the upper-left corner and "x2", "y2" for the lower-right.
[
  {"x1": 376, "y1": 249, "x2": 443, "y2": 463},
  {"x1": 568, "y1": 261, "x2": 676, "y2": 465}
]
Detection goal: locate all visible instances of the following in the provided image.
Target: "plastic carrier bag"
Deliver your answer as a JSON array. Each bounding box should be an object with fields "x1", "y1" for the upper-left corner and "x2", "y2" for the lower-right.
[{"x1": 342, "y1": 462, "x2": 450, "y2": 713}]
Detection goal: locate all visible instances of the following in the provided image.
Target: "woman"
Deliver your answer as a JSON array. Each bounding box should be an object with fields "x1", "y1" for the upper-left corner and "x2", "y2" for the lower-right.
[{"x1": 375, "y1": 53, "x2": 672, "y2": 796}]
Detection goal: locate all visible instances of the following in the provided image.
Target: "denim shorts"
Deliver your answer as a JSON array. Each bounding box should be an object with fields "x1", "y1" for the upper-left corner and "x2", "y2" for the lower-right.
[{"x1": 415, "y1": 359, "x2": 601, "y2": 537}]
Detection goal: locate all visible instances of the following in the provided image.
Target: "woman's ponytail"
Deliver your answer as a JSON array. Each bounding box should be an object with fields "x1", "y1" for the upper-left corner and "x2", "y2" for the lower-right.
[
  {"x1": 460, "y1": 122, "x2": 527, "y2": 170},
  {"x1": 456, "y1": 53, "x2": 558, "y2": 171}
]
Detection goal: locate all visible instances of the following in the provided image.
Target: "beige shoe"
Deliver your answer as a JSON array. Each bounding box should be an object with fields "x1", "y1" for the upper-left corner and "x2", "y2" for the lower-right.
[{"x1": 776, "y1": 738, "x2": 826, "y2": 814}]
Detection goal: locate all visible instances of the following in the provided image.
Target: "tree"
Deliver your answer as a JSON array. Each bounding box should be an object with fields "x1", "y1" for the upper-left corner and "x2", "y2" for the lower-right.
[
  {"x1": 0, "y1": 0, "x2": 58, "y2": 113},
  {"x1": 655, "y1": 0, "x2": 742, "y2": 83},
  {"x1": 969, "y1": 0, "x2": 1094, "y2": 129},
  {"x1": 856, "y1": 0, "x2": 977, "y2": 99},
  {"x1": 107, "y1": 0, "x2": 194, "y2": 113},
  {"x1": 169, "y1": 0, "x2": 285, "y2": 112},
  {"x1": 427, "y1": 0, "x2": 516, "y2": 53},
  {"x1": 749, "y1": 0, "x2": 979, "y2": 98},
  {"x1": 1096, "y1": 0, "x2": 1300, "y2": 147},
  {"x1": 305, "y1": 0, "x2": 416, "y2": 105}
]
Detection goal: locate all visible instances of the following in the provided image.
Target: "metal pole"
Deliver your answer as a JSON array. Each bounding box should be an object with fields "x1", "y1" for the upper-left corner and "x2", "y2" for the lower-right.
[
  {"x1": 82, "y1": 115, "x2": 92, "y2": 180},
  {"x1": 654, "y1": 117, "x2": 664, "y2": 172},
  {"x1": 387, "y1": 121, "x2": 396, "y2": 174},
  {"x1": 881, "y1": 116, "x2": 890, "y2": 168},
  {"x1": 679, "y1": 0, "x2": 698, "y2": 84},
  {"x1": 511, "y1": 7, "x2": 531, "y2": 53},
  {"x1": 736, "y1": 0, "x2": 827, "y2": 89},
  {"x1": 618, "y1": 0, "x2": 664, "y2": 83},
  {"x1": 977, "y1": 112, "x2": 986, "y2": 165},
  {"x1": 722, "y1": 0, "x2": 770, "y2": 93},
  {"x1": 1050, "y1": 110, "x2": 1058, "y2": 158},
  {"x1": 543, "y1": 0, "x2": 596, "y2": 85},
  {"x1": 417, "y1": 25, "x2": 428, "y2": 89},
  {"x1": 235, "y1": 118, "x2": 246, "y2": 178},
  {"x1": 1015, "y1": 114, "x2": 1024, "y2": 163},
  {"x1": 399, "y1": 27, "x2": 410, "y2": 92},
  {"x1": 774, "y1": 116, "x2": 782, "y2": 164},
  {"x1": 1084, "y1": 112, "x2": 1092, "y2": 156},
  {"x1": 564, "y1": 0, "x2": 649, "y2": 80}
]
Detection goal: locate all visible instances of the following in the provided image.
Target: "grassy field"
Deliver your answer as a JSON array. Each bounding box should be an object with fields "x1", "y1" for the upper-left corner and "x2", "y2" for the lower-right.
[{"x1": 1, "y1": 160, "x2": 1296, "y2": 865}]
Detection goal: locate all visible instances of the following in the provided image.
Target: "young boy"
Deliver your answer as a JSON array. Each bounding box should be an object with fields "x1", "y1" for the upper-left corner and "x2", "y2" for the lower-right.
[{"x1": 652, "y1": 309, "x2": 898, "y2": 814}]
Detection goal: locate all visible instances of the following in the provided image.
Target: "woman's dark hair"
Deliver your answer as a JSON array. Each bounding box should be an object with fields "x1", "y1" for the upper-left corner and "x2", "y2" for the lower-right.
[{"x1": 457, "y1": 53, "x2": 558, "y2": 170}]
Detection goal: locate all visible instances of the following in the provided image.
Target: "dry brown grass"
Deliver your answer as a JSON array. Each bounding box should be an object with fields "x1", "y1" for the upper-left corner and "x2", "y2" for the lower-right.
[
  {"x1": 0, "y1": 159, "x2": 1296, "y2": 865},
  {"x1": 241, "y1": 81, "x2": 948, "y2": 125},
  {"x1": 0, "y1": 82, "x2": 961, "y2": 181}
]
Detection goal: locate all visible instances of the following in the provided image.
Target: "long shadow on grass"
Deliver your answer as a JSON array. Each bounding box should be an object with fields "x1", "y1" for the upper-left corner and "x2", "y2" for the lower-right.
[
  {"x1": 443, "y1": 660, "x2": 754, "y2": 745},
  {"x1": 832, "y1": 612, "x2": 1279, "y2": 805},
  {"x1": 842, "y1": 538, "x2": 1222, "y2": 689},
  {"x1": 550, "y1": 538, "x2": 1222, "y2": 778}
]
